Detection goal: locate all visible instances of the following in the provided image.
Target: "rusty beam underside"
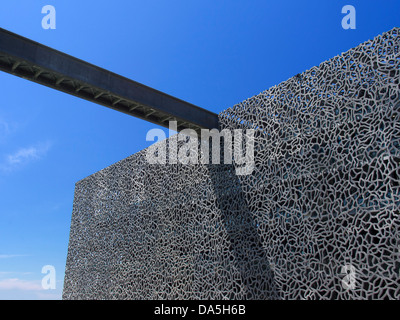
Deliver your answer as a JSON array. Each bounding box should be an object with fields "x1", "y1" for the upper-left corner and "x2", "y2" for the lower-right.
[{"x1": 0, "y1": 28, "x2": 219, "y2": 132}]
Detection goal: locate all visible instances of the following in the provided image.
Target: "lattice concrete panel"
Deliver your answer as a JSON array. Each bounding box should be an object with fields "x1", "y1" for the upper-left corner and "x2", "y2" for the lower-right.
[
  {"x1": 63, "y1": 28, "x2": 400, "y2": 299},
  {"x1": 62, "y1": 144, "x2": 277, "y2": 299}
]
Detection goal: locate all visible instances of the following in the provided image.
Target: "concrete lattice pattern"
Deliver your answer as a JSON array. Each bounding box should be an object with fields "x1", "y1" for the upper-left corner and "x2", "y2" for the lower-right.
[{"x1": 63, "y1": 28, "x2": 400, "y2": 299}]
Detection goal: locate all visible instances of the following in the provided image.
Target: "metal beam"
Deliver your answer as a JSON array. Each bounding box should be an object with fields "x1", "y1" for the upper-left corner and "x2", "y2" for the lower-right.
[{"x1": 0, "y1": 28, "x2": 219, "y2": 132}]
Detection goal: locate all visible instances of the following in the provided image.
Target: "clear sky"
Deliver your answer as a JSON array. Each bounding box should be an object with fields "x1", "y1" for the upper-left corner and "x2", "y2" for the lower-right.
[{"x1": 0, "y1": 0, "x2": 399, "y2": 299}]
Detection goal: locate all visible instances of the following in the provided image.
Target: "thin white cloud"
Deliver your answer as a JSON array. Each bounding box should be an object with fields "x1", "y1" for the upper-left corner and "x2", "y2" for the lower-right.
[
  {"x1": 0, "y1": 119, "x2": 10, "y2": 137},
  {"x1": 35, "y1": 291, "x2": 62, "y2": 300},
  {"x1": 0, "y1": 277, "x2": 62, "y2": 300},
  {"x1": 6, "y1": 144, "x2": 47, "y2": 165},
  {"x1": 0, "y1": 117, "x2": 19, "y2": 144},
  {"x1": 0, "y1": 141, "x2": 52, "y2": 173},
  {"x1": 0, "y1": 278, "x2": 42, "y2": 291}
]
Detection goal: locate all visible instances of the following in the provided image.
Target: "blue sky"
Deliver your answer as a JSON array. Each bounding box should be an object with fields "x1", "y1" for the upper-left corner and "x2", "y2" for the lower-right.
[{"x1": 0, "y1": 0, "x2": 398, "y2": 300}]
